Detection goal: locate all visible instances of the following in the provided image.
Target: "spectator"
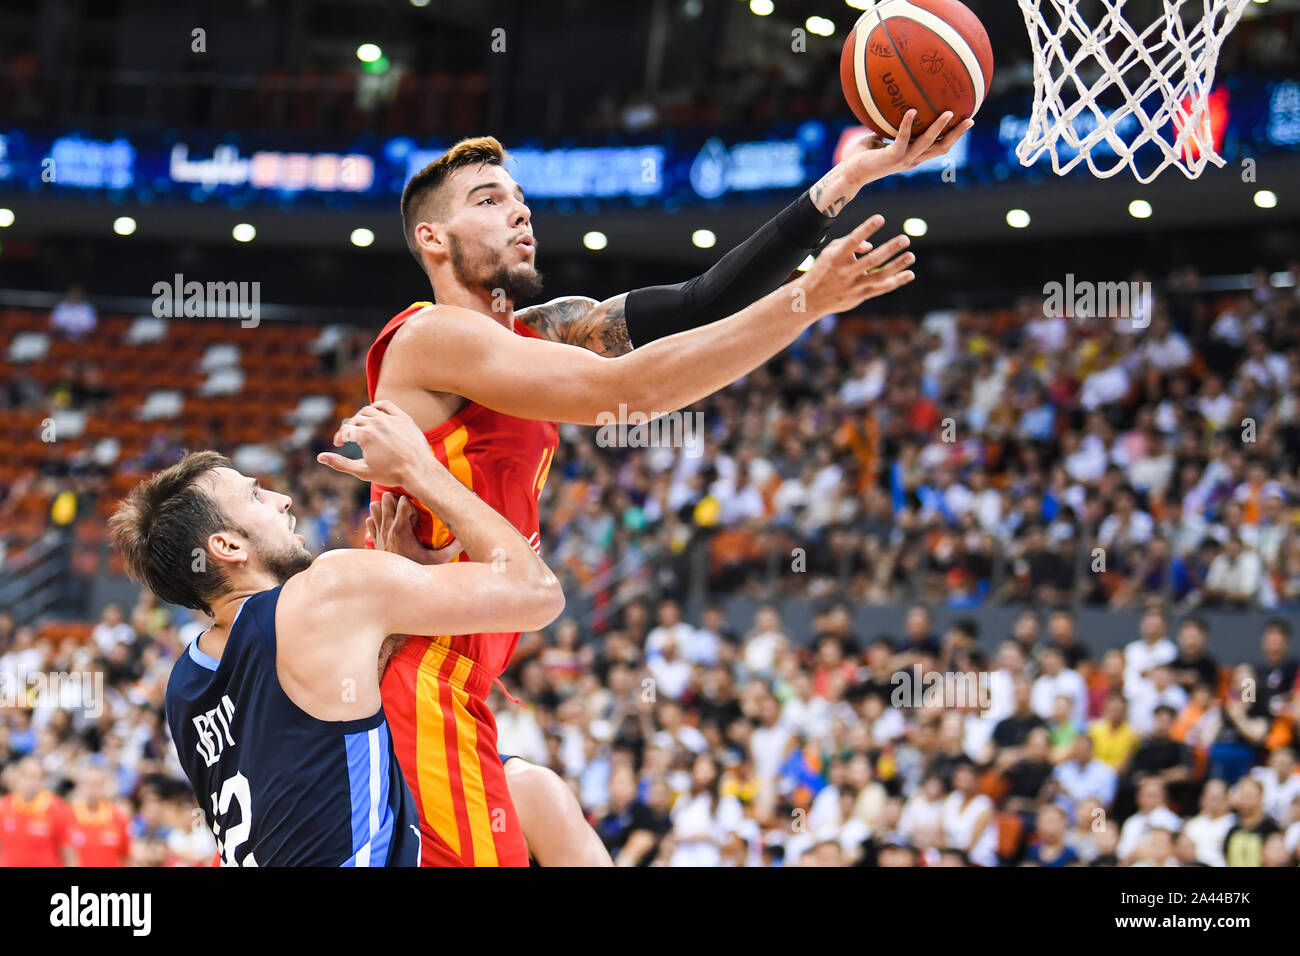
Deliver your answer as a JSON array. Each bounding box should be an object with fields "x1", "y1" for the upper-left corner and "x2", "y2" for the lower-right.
[
  {"x1": 1116, "y1": 778, "x2": 1182, "y2": 863},
  {"x1": 0, "y1": 757, "x2": 66, "y2": 867},
  {"x1": 62, "y1": 764, "x2": 131, "y2": 867},
  {"x1": 1170, "y1": 616, "x2": 1220, "y2": 694},
  {"x1": 1128, "y1": 664, "x2": 1189, "y2": 737},
  {"x1": 50, "y1": 285, "x2": 97, "y2": 339},
  {"x1": 1123, "y1": 607, "x2": 1177, "y2": 696},
  {"x1": 1051, "y1": 733, "x2": 1118, "y2": 810},
  {"x1": 940, "y1": 761, "x2": 997, "y2": 867},
  {"x1": 1224, "y1": 777, "x2": 1281, "y2": 867},
  {"x1": 1259, "y1": 619, "x2": 1298, "y2": 720},
  {"x1": 1030, "y1": 645, "x2": 1088, "y2": 727},
  {"x1": 668, "y1": 753, "x2": 743, "y2": 867},
  {"x1": 1250, "y1": 747, "x2": 1300, "y2": 824},
  {"x1": 91, "y1": 603, "x2": 135, "y2": 656},
  {"x1": 1205, "y1": 664, "x2": 1272, "y2": 784},
  {"x1": 1088, "y1": 692, "x2": 1141, "y2": 771}
]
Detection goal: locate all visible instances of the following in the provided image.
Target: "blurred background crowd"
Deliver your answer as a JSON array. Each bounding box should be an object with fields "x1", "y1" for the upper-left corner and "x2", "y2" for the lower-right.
[
  {"x1": 3, "y1": 257, "x2": 1300, "y2": 866},
  {"x1": 3, "y1": 588, "x2": 1298, "y2": 866},
  {"x1": 7, "y1": 259, "x2": 1300, "y2": 619},
  {"x1": 1, "y1": 0, "x2": 1299, "y2": 868}
]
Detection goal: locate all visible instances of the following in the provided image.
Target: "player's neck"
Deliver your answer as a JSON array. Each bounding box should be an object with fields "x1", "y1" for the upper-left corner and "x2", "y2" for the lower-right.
[
  {"x1": 432, "y1": 283, "x2": 515, "y2": 329},
  {"x1": 200, "y1": 579, "x2": 278, "y2": 658}
]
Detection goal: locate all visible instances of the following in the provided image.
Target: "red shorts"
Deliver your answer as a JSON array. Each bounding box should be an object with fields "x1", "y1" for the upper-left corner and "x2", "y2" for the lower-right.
[{"x1": 380, "y1": 637, "x2": 528, "y2": 867}]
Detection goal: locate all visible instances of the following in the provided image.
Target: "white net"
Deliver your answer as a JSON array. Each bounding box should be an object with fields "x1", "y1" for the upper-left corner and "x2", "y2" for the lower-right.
[{"x1": 1016, "y1": 0, "x2": 1252, "y2": 182}]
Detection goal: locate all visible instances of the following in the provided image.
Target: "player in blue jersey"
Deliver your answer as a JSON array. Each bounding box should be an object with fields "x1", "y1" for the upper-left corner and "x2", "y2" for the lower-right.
[{"x1": 109, "y1": 401, "x2": 565, "y2": 866}]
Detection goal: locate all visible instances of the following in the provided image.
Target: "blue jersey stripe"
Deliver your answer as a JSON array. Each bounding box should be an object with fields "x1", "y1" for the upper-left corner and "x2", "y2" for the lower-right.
[
  {"x1": 167, "y1": 586, "x2": 421, "y2": 867},
  {"x1": 342, "y1": 730, "x2": 374, "y2": 866},
  {"x1": 367, "y1": 724, "x2": 394, "y2": 866}
]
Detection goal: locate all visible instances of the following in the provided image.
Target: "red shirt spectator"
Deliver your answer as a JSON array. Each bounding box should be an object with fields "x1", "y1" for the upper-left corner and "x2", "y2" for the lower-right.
[
  {"x1": 64, "y1": 800, "x2": 132, "y2": 867},
  {"x1": 0, "y1": 791, "x2": 68, "y2": 867}
]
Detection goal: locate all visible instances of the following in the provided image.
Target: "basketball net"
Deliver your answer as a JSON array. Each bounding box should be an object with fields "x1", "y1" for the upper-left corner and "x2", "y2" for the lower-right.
[{"x1": 1016, "y1": 0, "x2": 1251, "y2": 182}]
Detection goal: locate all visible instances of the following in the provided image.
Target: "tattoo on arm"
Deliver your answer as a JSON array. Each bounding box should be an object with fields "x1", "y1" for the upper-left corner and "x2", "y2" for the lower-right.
[
  {"x1": 809, "y1": 177, "x2": 849, "y2": 218},
  {"x1": 517, "y1": 294, "x2": 632, "y2": 357}
]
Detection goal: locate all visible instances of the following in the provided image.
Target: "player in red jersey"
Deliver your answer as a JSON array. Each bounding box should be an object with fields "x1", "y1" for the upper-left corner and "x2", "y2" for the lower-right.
[
  {"x1": 330, "y1": 116, "x2": 968, "y2": 866},
  {"x1": 0, "y1": 757, "x2": 68, "y2": 867},
  {"x1": 62, "y1": 765, "x2": 131, "y2": 867}
]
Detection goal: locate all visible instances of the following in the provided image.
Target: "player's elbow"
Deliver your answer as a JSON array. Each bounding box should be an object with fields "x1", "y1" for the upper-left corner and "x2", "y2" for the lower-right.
[{"x1": 521, "y1": 571, "x2": 566, "y2": 632}]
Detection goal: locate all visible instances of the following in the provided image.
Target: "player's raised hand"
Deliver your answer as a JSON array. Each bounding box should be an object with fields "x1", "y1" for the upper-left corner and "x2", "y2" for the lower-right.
[
  {"x1": 847, "y1": 109, "x2": 974, "y2": 177},
  {"x1": 793, "y1": 214, "x2": 915, "y2": 316},
  {"x1": 810, "y1": 109, "x2": 975, "y2": 214},
  {"x1": 317, "y1": 400, "x2": 440, "y2": 487},
  {"x1": 366, "y1": 491, "x2": 464, "y2": 566}
]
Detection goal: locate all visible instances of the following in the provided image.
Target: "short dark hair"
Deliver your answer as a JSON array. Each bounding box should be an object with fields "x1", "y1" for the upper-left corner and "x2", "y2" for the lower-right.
[
  {"x1": 399, "y1": 135, "x2": 509, "y2": 272},
  {"x1": 1263, "y1": 618, "x2": 1292, "y2": 640},
  {"x1": 109, "y1": 451, "x2": 240, "y2": 615}
]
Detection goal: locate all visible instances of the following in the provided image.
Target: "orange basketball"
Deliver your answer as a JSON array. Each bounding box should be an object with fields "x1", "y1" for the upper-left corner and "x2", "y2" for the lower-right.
[{"x1": 840, "y1": 0, "x2": 994, "y2": 139}]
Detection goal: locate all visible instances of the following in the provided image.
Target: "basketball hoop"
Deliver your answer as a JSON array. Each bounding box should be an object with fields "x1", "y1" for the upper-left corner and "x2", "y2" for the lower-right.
[{"x1": 1016, "y1": 0, "x2": 1252, "y2": 183}]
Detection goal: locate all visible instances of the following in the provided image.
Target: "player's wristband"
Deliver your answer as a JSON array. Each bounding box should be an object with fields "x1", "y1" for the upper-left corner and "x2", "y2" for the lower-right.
[{"x1": 623, "y1": 190, "x2": 836, "y2": 346}]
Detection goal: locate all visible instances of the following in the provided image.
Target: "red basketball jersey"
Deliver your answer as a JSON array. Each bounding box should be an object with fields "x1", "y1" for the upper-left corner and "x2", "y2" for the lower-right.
[
  {"x1": 365, "y1": 302, "x2": 559, "y2": 678},
  {"x1": 0, "y1": 792, "x2": 67, "y2": 867}
]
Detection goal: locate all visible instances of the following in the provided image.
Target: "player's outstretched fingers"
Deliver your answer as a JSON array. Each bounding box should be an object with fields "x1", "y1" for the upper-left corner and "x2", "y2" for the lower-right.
[
  {"x1": 861, "y1": 267, "x2": 916, "y2": 298},
  {"x1": 842, "y1": 214, "x2": 886, "y2": 257},
  {"x1": 889, "y1": 109, "x2": 917, "y2": 153},
  {"x1": 865, "y1": 249, "x2": 916, "y2": 281},
  {"x1": 859, "y1": 234, "x2": 910, "y2": 271},
  {"x1": 907, "y1": 111, "x2": 953, "y2": 163},
  {"x1": 931, "y1": 118, "x2": 974, "y2": 155},
  {"x1": 365, "y1": 515, "x2": 377, "y2": 545}
]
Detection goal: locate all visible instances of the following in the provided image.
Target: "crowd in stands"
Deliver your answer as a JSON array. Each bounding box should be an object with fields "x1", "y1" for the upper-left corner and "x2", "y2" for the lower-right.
[
  {"x1": 5, "y1": 263, "x2": 1300, "y2": 624},
  {"x1": 3, "y1": 249, "x2": 1300, "y2": 865},
  {"x1": 2, "y1": 591, "x2": 1298, "y2": 866}
]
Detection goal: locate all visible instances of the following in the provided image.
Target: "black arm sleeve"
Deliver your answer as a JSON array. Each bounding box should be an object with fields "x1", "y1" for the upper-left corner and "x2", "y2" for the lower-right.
[{"x1": 622, "y1": 190, "x2": 837, "y2": 346}]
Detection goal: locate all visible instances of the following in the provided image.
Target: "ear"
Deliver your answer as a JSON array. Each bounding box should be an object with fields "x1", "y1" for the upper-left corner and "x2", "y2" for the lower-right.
[
  {"x1": 206, "y1": 531, "x2": 248, "y2": 568},
  {"x1": 415, "y1": 221, "x2": 445, "y2": 257}
]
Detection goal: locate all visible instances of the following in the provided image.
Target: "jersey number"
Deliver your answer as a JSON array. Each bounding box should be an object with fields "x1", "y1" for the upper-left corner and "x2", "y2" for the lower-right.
[
  {"x1": 210, "y1": 772, "x2": 258, "y2": 867},
  {"x1": 533, "y1": 446, "x2": 554, "y2": 497}
]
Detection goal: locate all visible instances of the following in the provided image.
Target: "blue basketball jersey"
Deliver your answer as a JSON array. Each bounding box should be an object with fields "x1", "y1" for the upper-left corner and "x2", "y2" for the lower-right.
[{"x1": 164, "y1": 586, "x2": 421, "y2": 867}]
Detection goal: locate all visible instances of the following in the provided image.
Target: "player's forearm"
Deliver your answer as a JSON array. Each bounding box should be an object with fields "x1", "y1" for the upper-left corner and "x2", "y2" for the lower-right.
[
  {"x1": 809, "y1": 167, "x2": 858, "y2": 218},
  {"x1": 611, "y1": 280, "x2": 815, "y2": 414},
  {"x1": 622, "y1": 191, "x2": 834, "y2": 346},
  {"x1": 403, "y1": 466, "x2": 552, "y2": 583}
]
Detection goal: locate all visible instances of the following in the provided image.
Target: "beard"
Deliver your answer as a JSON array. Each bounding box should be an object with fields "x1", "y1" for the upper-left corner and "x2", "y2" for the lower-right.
[
  {"x1": 448, "y1": 232, "x2": 544, "y2": 304},
  {"x1": 256, "y1": 534, "x2": 314, "y2": 585}
]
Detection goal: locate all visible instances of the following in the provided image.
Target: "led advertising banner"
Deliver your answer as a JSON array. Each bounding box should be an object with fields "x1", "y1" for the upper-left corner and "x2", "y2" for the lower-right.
[{"x1": 0, "y1": 76, "x2": 1294, "y2": 211}]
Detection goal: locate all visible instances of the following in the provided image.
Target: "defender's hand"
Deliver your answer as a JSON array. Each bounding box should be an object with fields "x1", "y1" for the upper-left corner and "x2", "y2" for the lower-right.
[{"x1": 366, "y1": 491, "x2": 464, "y2": 566}]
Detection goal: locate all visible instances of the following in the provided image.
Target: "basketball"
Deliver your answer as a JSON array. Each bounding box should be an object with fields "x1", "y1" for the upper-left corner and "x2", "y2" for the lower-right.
[{"x1": 840, "y1": 0, "x2": 994, "y2": 139}]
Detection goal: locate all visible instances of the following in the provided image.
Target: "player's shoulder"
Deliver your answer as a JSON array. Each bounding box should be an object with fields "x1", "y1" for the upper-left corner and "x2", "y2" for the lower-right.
[
  {"x1": 281, "y1": 548, "x2": 409, "y2": 616},
  {"x1": 280, "y1": 550, "x2": 365, "y2": 608},
  {"x1": 395, "y1": 302, "x2": 491, "y2": 336}
]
